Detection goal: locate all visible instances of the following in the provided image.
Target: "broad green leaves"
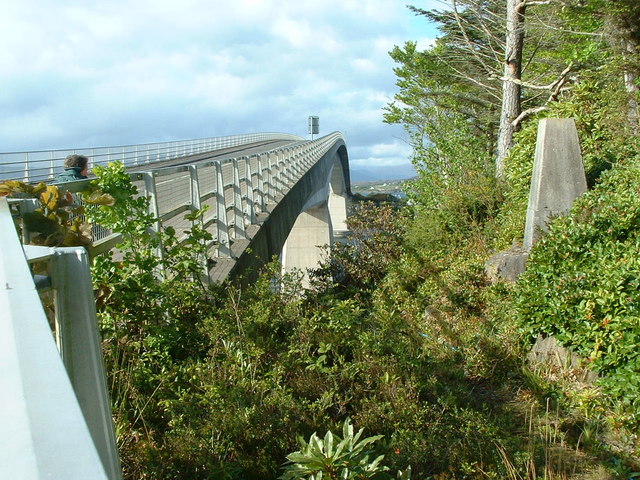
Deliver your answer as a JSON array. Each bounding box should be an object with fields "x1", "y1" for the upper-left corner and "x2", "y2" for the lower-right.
[{"x1": 280, "y1": 419, "x2": 410, "y2": 480}]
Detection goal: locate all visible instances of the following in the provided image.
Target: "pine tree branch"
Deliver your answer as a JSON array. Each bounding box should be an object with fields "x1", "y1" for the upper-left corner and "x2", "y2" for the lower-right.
[
  {"x1": 495, "y1": 63, "x2": 572, "y2": 90},
  {"x1": 451, "y1": 0, "x2": 497, "y2": 76}
]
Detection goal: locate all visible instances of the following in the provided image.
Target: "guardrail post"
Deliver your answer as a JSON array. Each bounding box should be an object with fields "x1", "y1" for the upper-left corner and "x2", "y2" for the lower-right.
[
  {"x1": 49, "y1": 151, "x2": 55, "y2": 179},
  {"x1": 275, "y1": 150, "x2": 285, "y2": 197},
  {"x1": 188, "y1": 165, "x2": 210, "y2": 280},
  {"x1": 256, "y1": 153, "x2": 266, "y2": 211},
  {"x1": 214, "y1": 162, "x2": 231, "y2": 258},
  {"x1": 282, "y1": 149, "x2": 292, "y2": 191},
  {"x1": 245, "y1": 157, "x2": 256, "y2": 224},
  {"x1": 52, "y1": 246, "x2": 122, "y2": 480},
  {"x1": 266, "y1": 152, "x2": 275, "y2": 202},
  {"x1": 144, "y1": 171, "x2": 165, "y2": 276},
  {"x1": 15, "y1": 199, "x2": 39, "y2": 243},
  {"x1": 232, "y1": 158, "x2": 246, "y2": 239},
  {"x1": 23, "y1": 152, "x2": 30, "y2": 183}
]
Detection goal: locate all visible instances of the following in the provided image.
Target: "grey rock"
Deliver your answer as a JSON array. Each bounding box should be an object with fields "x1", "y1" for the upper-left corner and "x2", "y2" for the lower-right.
[
  {"x1": 527, "y1": 334, "x2": 598, "y2": 383},
  {"x1": 484, "y1": 245, "x2": 528, "y2": 283}
]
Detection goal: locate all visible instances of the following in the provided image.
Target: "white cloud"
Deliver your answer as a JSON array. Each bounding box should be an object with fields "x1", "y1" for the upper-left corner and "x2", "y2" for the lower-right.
[{"x1": 0, "y1": 0, "x2": 439, "y2": 179}]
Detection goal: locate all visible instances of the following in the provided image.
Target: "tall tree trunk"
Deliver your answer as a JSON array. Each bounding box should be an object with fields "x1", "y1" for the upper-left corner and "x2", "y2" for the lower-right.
[{"x1": 496, "y1": 0, "x2": 525, "y2": 176}]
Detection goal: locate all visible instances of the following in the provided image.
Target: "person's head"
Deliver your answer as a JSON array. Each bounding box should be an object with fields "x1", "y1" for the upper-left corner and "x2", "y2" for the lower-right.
[{"x1": 64, "y1": 154, "x2": 89, "y2": 176}]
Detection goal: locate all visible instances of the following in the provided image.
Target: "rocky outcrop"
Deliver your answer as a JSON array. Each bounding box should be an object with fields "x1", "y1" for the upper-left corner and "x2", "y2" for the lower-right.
[
  {"x1": 484, "y1": 245, "x2": 528, "y2": 284},
  {"x1": 527, "y1": 335, "x2": 598, "y2": 383}
]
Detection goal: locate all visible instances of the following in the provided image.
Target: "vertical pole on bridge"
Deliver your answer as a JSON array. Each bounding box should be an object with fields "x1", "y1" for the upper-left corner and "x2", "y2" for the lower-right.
[
  {"x1": 23, "y1": 152, "x2": 30, "y2": 183},
  {"x1": 232, "y1": 158, "x2": 246, "y2": 240},
  {"x1": 52, "y1": 247, "x2": 122, "y2": 480},
  {"x1": 275, "y1": 149, "x2": 284, "y2": 197},
  {"x1": 267, "y1": 152, "x2": 275, "y2": 202},
  {"x1": 214, "y1": 162, "x2": 231, "y2": 258},
  {"x1": 256, "y1": 152, "x2": 266, "y2": 212},
  {"x1": 144, "y1": 171, "x2": 165, "y2": 277},
  {"x1": 188, "y1": 165, "x2": 209, "y2": 281},
  {"x1": 245, "y1": 156, "x2": 256, "y2": 225}
]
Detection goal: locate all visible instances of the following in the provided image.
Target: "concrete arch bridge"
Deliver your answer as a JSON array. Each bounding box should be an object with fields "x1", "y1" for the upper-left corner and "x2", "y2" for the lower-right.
[{"x1": 11, "y1": 131, "x2": 352, "y2": 284}]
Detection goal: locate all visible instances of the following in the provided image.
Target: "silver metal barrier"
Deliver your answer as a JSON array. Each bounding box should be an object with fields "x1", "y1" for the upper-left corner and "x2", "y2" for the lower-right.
[
  {"x1": 0, "y1": 132, "x2": 303, "y2": 183},
  {"x1": 15, "y1": 133, "x2": 343, "y2": 267},
  {"x1": 0, "y1": 197, "x2": 120, "y2": 480}
]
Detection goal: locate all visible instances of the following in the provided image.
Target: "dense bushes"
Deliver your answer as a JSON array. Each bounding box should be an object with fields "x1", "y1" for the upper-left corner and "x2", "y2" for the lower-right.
[
  {"x1": 72, "y1": 162, "x2": 530, "y2": 478},
  {"x1": 516, "y1": 160, "x2": 640, "y2": 424}
]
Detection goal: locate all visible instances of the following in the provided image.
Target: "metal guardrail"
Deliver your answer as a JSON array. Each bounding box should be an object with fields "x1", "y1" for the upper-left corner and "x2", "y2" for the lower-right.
[
  {"x1": 0, "y1": 132, "x2": 303, "y2": 183},
  {"x1": 0, "y1": 197, "x2": 119, "y2": 480},
  {"x1": 35, "y1": 132, "x2": 344, "y2": 266}
]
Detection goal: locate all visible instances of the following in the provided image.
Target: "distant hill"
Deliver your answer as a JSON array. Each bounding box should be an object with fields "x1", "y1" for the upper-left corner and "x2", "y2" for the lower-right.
[
  {"x1": 351, "y1": 178, "x2": 413, "y2": 202},
  {"x1": 349, "y1": 164, "x2": 416, "y2": 183}
]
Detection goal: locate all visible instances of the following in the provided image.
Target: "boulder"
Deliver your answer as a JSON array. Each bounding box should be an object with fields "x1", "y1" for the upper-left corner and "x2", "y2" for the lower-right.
[
  {"x1": 484, "y1": 245, "x2": 528, "y2": 283},
  {"x1": 527, "y1": 334, "x2": 598, "y2": 383}
]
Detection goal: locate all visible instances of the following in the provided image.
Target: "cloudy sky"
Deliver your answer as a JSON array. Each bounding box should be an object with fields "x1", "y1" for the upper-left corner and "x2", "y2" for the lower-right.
[{"x1": 1, "y1": 1, "x2": 440, "y2": 181}]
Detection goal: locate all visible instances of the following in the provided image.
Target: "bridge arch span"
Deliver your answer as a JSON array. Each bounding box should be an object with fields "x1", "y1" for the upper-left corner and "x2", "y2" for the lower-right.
[{"x1": 230, "y1": 139, "x2": 351, "y2": 284}]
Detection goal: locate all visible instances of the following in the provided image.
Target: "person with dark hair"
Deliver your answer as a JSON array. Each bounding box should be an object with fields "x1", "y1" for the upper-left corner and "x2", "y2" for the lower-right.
[{"x1": 55, "y1": 154, "x2": 89, "y2": 182}]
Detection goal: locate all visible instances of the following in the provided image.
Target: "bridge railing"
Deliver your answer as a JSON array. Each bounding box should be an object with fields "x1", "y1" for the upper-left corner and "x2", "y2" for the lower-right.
[
  {"x1": 9, "y1": 132, "x2": 344, "y2": 272},
  {"x1": 127, "y1": 132, "x2": 343, "y2": 265},
  {"x1": 0, "y1": 132, "x2": 303, "y2": 183},
  {"x1": 1, "y1": 196, "x2": 120, "y2": 479}
]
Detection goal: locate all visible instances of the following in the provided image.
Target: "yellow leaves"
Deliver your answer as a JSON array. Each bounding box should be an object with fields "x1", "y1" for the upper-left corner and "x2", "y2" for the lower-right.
[
  {"x1": 0, "y1": 180, "x2": 46, "y2": 197},
  {"x1": 84, "y1": 191, "x2": 115, "y2": 206},
  {"x1": 39, "y1": 185, "x2": 61, "y2": 211},
  {"x1": 2, "y1": 178, "x2": 112, "y2": 249}
]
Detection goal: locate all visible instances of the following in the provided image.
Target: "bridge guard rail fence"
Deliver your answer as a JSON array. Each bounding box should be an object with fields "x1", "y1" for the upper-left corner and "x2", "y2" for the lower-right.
[
  {"x1": 0, "y1": 132, "x2": 303, "y2": 184},
  {"x1": 0, "y1": 196, "x2": 121, "y2": 480},
  {"x1": 11, "y1": 132, "x2": 344, "y2": 278}
]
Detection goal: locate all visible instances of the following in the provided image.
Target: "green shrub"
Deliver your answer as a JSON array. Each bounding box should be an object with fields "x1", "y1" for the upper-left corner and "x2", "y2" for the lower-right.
[
  {"x1": 280, "y1": 419, "x2": 411, "y2": 480},
  {"x1": 515, "y1": 161, "x2": 640, "y2": 424}
]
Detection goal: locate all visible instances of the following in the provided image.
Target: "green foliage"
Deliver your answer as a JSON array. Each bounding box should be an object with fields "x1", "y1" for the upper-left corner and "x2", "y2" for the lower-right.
[
  {"x1": 84, "y1": 162, "x2": 157, "y2": 252},
  {"x1": 515, "y1": 162, "x2": 640, "y2": 424},
  {"x1": 0, "y1": 179, "x2": 113, "y2": 247},
  {"x1": 311, "y1": 202, "x2": 408, "y2": 293},
  {"x1": 280, "y1": 419, "x2": 410, "y2": 480},
  {"x1": 385, "y1": 1, "x2": 506, "y2": 148}
]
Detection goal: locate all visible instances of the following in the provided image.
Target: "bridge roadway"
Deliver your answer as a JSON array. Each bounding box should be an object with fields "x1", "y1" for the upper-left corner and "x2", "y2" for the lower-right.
[{"x1": 123, "y1": 139, "x2": 297, "y2": 173}]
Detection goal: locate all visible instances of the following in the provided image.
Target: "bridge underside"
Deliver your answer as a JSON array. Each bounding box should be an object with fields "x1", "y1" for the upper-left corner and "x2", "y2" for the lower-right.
[{"x1": 216, "y1": 139, "x2": 350, "y2": 285}]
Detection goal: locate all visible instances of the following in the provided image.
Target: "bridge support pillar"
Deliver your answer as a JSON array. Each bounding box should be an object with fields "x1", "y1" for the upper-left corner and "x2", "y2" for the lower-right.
[
  {"x1": 281, "y1": 202, "x2": 332, "y2": 287},
  {"x1": 328, "y1": 169, "x2": 349, "y2": 236}
]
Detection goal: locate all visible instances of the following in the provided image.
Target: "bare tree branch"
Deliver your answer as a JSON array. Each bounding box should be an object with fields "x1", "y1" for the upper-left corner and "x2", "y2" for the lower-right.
[
  {"x1": 495, "y1": 63, "x2": 572, "y2": 90},
  {"x1": 451, "y1": 0, "x2": 496, "y2": 76},
  {"x1": 511, "y1": 106, "x2": 547, "y2": 126}
]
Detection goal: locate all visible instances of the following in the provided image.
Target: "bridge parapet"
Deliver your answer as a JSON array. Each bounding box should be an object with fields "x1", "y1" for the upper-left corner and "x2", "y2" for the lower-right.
[
  {"x1": 1, "y1": 196, "x2": 120, "y2": 479},
  {"x1": 9, "y1": 132, "x2": 348, "y2": 282},
  {"x1": 0, "y1": 132, "x2": 303, "y2": 183}
]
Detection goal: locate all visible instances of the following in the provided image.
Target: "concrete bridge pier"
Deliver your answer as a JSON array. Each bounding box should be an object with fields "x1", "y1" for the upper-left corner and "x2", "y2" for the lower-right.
[
  {"x1": 281, "y1": 201, "x2": 332, "y2": 286},
  {"x1": 328, "y1": 162, "x2": 349, "y2": 237},
  {"x1": 280, "y1": 157, "x2": 350, "y2": 286}
]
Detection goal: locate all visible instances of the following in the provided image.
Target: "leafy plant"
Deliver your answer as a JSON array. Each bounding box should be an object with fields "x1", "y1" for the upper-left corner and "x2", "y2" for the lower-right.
[
  {"x1": 515, "y1": 160, "x2": 640, "y2": 425},
  {"x1": 0, "y1": 179, "x2": 113, "y2": 247},
  {"x1": 280, "y1": 419, "x2": 410, "y2": 480}
]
